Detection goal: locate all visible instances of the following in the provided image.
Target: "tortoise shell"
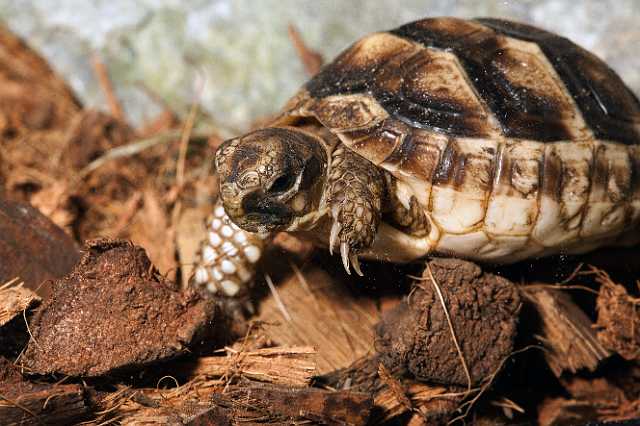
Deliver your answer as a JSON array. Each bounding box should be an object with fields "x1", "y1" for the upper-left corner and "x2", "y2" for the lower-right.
[{"x1": 271, "y1": 17, "x2": 640, "y2": 263}]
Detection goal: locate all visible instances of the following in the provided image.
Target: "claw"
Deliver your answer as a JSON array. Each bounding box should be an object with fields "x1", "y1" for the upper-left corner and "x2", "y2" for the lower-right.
[
  {"x1": 350, "y1": 253, "x2": 363, "y2": 276},
  {"x1": 340, "y1": 242, "x2": 351, "y2": 275},
  {"x1": 329, "y1": 221, "x2": 341, "y2": 256}
]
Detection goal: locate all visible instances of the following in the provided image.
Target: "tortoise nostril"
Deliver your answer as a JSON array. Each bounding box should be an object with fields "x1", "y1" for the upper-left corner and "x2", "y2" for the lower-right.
[
  {"x1": 267, "y1": 173, "x2": 295, "y2": 194},
  {"x1": 241, "y1": 190, "x2": 263, "y2": 215}
]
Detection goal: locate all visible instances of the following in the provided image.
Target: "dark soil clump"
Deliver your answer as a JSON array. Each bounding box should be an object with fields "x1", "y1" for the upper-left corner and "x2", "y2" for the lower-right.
[
  {"x1": 596, "y1": 276, "x2": 640, "y2": 361},
  {"x1": 20, "y1": 239, "x2": 216, "y2": 377},
  {"x1": 375, "y1": 258, "x2": 521, "y2": 386}
]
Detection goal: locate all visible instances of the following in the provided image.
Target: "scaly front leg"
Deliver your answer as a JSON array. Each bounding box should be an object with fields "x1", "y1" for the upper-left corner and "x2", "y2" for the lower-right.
[
  {"x1": 326, "y1": 145, "x2": 385, "y2": 276},
  {"x1": 191, "y1": 201, "x2": 270, "y2": 311}
]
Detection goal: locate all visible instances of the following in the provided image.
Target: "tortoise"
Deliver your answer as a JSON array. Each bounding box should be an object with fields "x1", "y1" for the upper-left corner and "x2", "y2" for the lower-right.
[{"x1": 191, "y1": 17, "x2": 640, "y2": 299}]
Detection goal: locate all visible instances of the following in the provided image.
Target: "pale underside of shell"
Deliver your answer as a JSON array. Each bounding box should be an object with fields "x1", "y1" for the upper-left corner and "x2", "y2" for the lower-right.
[{"x1": 273, "y1": 17, "x2": 640, "y2": 264}]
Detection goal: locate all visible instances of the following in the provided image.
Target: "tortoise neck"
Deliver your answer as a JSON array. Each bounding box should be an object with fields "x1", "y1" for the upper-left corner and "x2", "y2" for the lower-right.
[{"x1": 279, "y1": 123, "x2": 337, "y2": 233}]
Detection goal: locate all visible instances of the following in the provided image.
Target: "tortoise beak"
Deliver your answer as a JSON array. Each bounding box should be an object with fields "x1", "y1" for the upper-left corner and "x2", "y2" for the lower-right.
[{"x1": 239, "y1": 190, "x2": 294, "y2": 231}]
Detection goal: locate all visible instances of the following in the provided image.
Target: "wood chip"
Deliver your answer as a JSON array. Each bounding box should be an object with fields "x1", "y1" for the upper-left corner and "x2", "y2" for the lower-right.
[
  {"x1": 0, "y1": 281, "x2": 40, "y2": 327},
  {"x1": 0, "y1": 384, "x2": 88, "y2": 426},
  {"x1": 287, "y1": 24, "x2": 324, "y2": 76},
  {"x1": 378, "y1": 362, "x2": 412, "y2": 412},
  {"x1": 257, "y1": 266, "x2": 380, "y2": 374},
  {"x1": 116, "y1": 384, "x2": 371, "y2": 426},
  {"x1": 521, "y1": 286, "x2": 611, "y2": 376},
  {"x1": 375, "y1": 379, "x2": 459, "y2": 424},
  {"x1": 179, "y1": 346, "x2": 317, "y2": 387}
]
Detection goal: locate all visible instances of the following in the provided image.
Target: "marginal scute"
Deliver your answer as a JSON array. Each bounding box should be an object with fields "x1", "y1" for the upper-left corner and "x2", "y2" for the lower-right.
[
  {"x1": 382, "y1": 126, "x2": 447, "y2": 184},
  {"x1": 309, "y1": 93, "x2": 388, "y2": 132},
  {"x1": 430, "y1": 138, "x2": 497, "y2": 233},
  {"x1": 581, "y1": 143, "x2": 633, "y2": 239},
  {"x1": 504, "y1": 141, "x2": 544, "y2": 198},
  {"x1": 553, "y1": 142, "x2": 592, "y2": 219},
  {"x1": 485, "y1": 140, "x2": 544, "y2": 237}
]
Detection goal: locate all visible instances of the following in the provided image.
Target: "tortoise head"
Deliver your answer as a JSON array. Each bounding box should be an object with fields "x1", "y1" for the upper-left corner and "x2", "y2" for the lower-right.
[{"x1": 215, "y1": 127, "x2": 328, "y2": 233}]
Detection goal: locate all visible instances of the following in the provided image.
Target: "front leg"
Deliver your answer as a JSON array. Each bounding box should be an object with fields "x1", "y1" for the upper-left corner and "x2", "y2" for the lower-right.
[
  {"x1": 327, "y1": 145, "x2": 386, "y2": 275},
  {"x1": 191, "y1": 200, "x2": 271, "y2": 314}
]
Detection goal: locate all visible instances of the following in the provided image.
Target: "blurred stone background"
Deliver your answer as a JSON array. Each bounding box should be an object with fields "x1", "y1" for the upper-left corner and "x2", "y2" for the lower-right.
[{"x1": 0, "y1": 0, "x2": 638, "y2": 134}]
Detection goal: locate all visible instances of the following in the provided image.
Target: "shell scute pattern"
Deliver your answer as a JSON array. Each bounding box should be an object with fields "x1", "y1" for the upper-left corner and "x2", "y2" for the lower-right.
[
  {"x1": 477, "y1": 18, "x2": 640, "y2": 144},
  {"x1": 280, "y1": 17, "x2": 640, "y2": 262},
  {"x1": 193, "y1": 17, "x2": 640, "y2": 301}
]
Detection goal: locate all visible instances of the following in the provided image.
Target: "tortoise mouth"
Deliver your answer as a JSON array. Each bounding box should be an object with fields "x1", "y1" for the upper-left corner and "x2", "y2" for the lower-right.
[
  {"x1": 238, "y1": 190, "x2": 295, "y2": 231},
  {"x1": 236, "y1": 207, "x2": 294, "y2": 233},
  {"x1": 244, "y1": 212, "x2": 292, "y2": 228}
]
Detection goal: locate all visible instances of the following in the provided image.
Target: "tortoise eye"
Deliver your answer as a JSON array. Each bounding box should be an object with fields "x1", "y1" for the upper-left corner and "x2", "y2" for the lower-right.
[{"x1": 268, "y1": 173, "x2": 295, "y2": 194}]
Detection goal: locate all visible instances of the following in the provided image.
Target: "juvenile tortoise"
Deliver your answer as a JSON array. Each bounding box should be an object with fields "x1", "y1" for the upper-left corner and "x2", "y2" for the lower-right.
[{"x1": 192, "y1": 17, "x2": 640, "y2": 299}]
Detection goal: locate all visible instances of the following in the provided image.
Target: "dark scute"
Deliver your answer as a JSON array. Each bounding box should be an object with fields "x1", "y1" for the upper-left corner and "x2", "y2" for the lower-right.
[
  {"x1": 591, "y1": 144, "x2": 611, "y2": 197},
  {"x1": 474, "y1": 18, "x2": 557, "y2": 40},
  {"x1": 490, "y1": 50, "x2": 574, "y2": 141},
  {"x1": 305, "y1": 45, "x2": 379, "y2": 98},
  {"x1": 307, "y1": 17, "x2": 639, "y2": 144},
  {"x1": 392, "y1": 18, "x2": 574, "y2": 141},
  {"x1": 540, "y1": 148, "x2": 564, "y2": 202},
  {"x1": 477, "y1": 17, "x2": 640, "y2": 145},
  {"x1": 305, "y1": 21, "x2": 491, "y2": 138},
  {"x1": 390, "y1": 17, "x2": 482, "y2": 51},
  {"x1": 377, "y1": 89, "x2": 486, "y2": 137}
]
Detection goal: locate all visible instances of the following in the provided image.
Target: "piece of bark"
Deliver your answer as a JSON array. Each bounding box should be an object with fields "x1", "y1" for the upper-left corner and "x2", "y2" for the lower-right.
[
  {"x1": 210, "y1": 384, "x2": 372, "y2": 426},
  {"x1": 21, "y1": 239, "x2": 216, "y2": 377},
  {"x1": 113, "y1": 385, "x2": 371, "y2": 426},
  {"x1": 0, "y1": 282, "x2": 40, "y2": 327},
  {"x1": 177, "y1": 346, "x2": 317, "y2": 387},
  {"x1": 322, "y1": 356, "x2": 461, "y2": 424},
  {"x1": 126, "y1": 189, "x2": 177, "y2": 282},
  {"x1": 376, "y1": 258, "x2": 521, "y2": 386},
  {"x1": 374, "y1": 379, "x2": 460, "y2": 425},
  {"x1": 257, "y1": 265, "x2": 381, "y2": 374},
  {"x1": 0, "y1": 199, "x2": 80, "y2": 296},
  {"x1": 0, "y1": 357, "x2": 89, "y2": 425},
  {"x1": 557, "y1": 375, "x2": 640, "y2": 423},
  {"x1": 538, "y1": 398, "x2": 599, "y2": 426},
  {"x1": 521, "y1": 286, "x2": 610, "y2": 376},
  {"x1": 0, "y1": 384, "x2": 88, "y2": 425},
  {"x1": 595, "y1": 275, "x2": 640, "y2": 360},
  {"x1": 287, "y1": 24, "x2": 324, "y2": 76},
  {"x1": 0, "y1": 282, "x2": 40, "y2": 359}
]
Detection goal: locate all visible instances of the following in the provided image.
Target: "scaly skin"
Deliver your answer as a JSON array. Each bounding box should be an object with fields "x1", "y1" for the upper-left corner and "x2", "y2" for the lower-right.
[
  {"x1": 191, "y1": 201, "x2": 271, "y2": 314},
  {"x1": 326, "y1": 145, "x2": 386, "y2": 275},
  {"x1": 384, "y1": 174, "x2": 430, "y2": 238}
]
